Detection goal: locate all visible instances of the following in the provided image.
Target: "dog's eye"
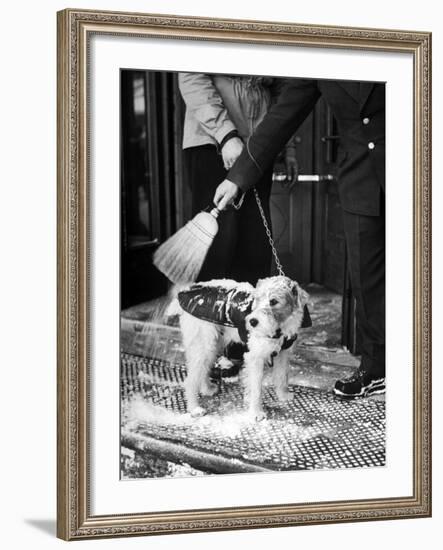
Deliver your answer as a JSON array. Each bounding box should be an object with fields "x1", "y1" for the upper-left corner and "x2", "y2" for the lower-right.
[{"x1": 269, "y1": 299, "x2": 278, "y2": 306}]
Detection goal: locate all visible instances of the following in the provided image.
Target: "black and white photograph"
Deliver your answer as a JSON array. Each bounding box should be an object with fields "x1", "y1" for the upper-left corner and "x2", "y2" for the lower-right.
[
  {"x1": 1, "y1": 0, "x2": 437, "y2": 543},
  {"x1": 52, "y1": 5, "x2": 431, "y2": 541},
  {"x1": 120, "y1": 70, "x2": 386, "y2": 479}
]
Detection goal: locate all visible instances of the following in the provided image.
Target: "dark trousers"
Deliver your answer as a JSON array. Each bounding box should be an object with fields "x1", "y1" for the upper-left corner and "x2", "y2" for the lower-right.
[
  {"x1": 184, "y1": 145, "x2": 273, "y2": 285},
  {"x1": 342, "y1": 196, "x2": 385, "y2": 375}
]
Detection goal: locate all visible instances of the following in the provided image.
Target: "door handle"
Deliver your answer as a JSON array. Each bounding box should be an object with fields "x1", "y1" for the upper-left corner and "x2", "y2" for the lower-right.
[
  {"x1": 297, "y1": 174, "x2": 335, "y2": 182},
  {"x1": 273, "y1": 173, "x2": 335, "y2": 183}
]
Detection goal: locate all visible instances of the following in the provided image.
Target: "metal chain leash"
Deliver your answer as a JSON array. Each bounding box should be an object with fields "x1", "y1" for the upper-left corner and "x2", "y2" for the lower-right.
[
  {"x1": 241, "y1": 136, "x2": 286, "y2": 277},
  {"x1": 253, "y1": 188, "x2": 286, "y2": 277}
]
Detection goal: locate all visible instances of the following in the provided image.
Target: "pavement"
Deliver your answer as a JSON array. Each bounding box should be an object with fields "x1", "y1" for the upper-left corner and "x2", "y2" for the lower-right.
[{"x1": 120, "y1": 284, "x2": 385, "y2": 478}]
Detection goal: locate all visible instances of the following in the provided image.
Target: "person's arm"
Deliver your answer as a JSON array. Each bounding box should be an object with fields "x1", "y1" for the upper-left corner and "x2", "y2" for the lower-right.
[
  {"x1": 178, "y1": 72, "x2": 244, "y2": 169},
  {"x1": 226, "y1": 79, "x2": 321, "y2": 193},
  {"x1": 178, "y1": 73, "x2": 237, "y2": 146}
]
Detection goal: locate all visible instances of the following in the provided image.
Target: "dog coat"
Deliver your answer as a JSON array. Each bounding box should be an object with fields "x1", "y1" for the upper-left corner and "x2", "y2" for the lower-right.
[{"x1": 178, "y1": 283, "x2": 312, "y2": 347}]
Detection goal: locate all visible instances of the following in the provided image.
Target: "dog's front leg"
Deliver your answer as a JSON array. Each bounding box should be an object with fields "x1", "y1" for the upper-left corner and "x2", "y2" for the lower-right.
[
  {"x1": 272, "y1": 348, "x2": 292, "y2": 402},
  {"x1": 183, "y1": 337, "x2": 217, "y2": 417},
  {"x1": 184, "y1": 359, "x2": 207, "y2": 417},
  {"x1": 181, "y1": 315, "x2": 220, "y2": 417},
  {"x1": 243, "y1": 349, "x2": 266, "y2": 421}
]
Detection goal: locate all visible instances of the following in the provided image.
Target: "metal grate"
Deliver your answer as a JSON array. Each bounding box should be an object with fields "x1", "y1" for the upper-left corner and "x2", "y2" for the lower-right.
[{"x1": 121, "y1": 353, "x2": 385, "y2": 473}]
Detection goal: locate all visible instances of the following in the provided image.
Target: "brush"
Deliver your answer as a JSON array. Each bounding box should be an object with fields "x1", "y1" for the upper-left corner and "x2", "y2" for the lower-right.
[{"x1": 153, "y1": 207, "x2": 221, "y2": 284}]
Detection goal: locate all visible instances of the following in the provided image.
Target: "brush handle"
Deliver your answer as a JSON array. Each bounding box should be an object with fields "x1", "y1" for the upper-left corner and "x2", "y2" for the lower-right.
[{"x1": 209, "y1": 207, "x2": 221, "y2": 219}]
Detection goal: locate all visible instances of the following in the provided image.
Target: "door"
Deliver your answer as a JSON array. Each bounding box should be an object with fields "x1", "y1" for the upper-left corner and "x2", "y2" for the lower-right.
[
  {"x1": 120, "y1": 70, "x2": 185, "y2": 308},
  {"x1": 269, "y1": 97, "x2": 347, "y2": 290},
  {"x1": 269, "y1": 97, "x2": 359, "y2": 352}
]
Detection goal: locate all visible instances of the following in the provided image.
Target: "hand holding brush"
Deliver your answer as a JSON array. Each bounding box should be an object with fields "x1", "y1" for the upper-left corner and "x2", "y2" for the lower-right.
[
  {"x1": 213, "y1": 179, "x2": 241, "y2": 211},
  {"x1": 153, "y1": 180, "x2": 241, "y2": 285}
]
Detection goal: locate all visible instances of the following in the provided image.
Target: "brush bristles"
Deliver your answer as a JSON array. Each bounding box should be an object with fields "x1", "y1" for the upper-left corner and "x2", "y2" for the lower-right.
[{"x1": 153, "y1": 218, "x2": 216, "y2": 284}]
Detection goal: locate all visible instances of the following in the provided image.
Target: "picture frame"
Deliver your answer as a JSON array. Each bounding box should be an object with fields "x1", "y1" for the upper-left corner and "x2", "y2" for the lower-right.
[{"x1": 57, "y1": 7, "x2": 431, "y2": 540}]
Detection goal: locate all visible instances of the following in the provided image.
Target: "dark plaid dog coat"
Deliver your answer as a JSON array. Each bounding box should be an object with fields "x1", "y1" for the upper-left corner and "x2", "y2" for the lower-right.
[{"x1": 178, "y1": 282, "x2": 312, "y2": 348}]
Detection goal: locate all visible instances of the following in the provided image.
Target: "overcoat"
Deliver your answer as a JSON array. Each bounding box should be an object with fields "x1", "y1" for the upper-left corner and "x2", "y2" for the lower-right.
[{"x1": 228, "y1": 79, "x2": 385, "y2": 216}]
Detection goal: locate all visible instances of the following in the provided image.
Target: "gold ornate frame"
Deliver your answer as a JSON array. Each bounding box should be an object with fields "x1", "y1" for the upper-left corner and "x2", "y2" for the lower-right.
[{"x1": 57, "y1": 8, "x2": 432, "y2": 540}]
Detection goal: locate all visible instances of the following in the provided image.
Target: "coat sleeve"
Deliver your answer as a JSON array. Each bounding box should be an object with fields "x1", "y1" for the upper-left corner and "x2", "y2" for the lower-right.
[
  {"x1": 178, "y1": 73, "x2": 237, "y2": 145},
  {"x1": 227, "y1": 79, "x2": 321, "y2": 191}
]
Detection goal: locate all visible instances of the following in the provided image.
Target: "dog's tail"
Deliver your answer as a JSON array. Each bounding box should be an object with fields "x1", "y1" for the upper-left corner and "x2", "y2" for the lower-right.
[
  {"x1": 165, "y1": 283, "x2": 188, "y2": 317},
  {"x1": 165, "y1": 298, "x2": 181, "y2": 317}
]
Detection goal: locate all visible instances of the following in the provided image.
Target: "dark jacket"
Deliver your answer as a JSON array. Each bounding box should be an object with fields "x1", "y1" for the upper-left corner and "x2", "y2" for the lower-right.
[{"x1": 228, "y1": 79, "x2": 385, "y2": 216}]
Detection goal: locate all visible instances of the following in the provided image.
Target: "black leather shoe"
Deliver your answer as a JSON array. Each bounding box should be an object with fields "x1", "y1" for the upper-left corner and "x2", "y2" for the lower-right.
[
  {"x1": 210, "y1": 358, "x2": 241, "y2": 381},
  {"x1": 333, "y1": 369, "x2": 385, "y2": 398}
]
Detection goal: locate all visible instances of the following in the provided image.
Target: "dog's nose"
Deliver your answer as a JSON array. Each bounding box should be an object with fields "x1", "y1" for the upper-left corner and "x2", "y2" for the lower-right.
[
  {"x1": 274, "y1": 328, "x2": 282, "y2": 338},
  {"x1": 249, "y1": 317, "x2": 259, "y2": 327}
]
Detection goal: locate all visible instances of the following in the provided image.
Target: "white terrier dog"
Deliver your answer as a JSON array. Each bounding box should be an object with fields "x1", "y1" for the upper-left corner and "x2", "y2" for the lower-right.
[{"x1": 170, "y1": 276, "x2": 310, "y2": 420}]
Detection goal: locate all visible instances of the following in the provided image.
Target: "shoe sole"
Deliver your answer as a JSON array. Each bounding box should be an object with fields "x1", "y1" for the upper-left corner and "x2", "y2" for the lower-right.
[
  {"x1": 333, "y1": 378, "x2": 385, "y2": 399},
  {"x1": 210, "y1": 363, "x2": 242, "y2": 380}
]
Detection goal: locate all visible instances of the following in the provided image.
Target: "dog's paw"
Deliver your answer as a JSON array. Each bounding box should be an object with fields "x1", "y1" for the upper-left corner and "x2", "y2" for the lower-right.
[
  {"x1": 190, "y1": 406, "x2": 207, "y2": 418},
  {"x1": 247, "y1": 409, "x2": 267, "y2": 422},
  {"x1": 200, "y1": 381, "x2": 219, "y2": 397},
  {"x1": 276, "y1": 389, "x2": 292, "y2": 402}
]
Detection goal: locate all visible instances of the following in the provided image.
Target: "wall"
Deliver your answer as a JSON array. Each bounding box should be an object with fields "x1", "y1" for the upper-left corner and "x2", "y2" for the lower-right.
[{"x1": 1, "y1": 0, "x2": 441, "y2": 548}]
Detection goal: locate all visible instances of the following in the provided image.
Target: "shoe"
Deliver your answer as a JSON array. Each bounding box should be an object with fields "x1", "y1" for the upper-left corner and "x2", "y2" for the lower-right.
[
  {"x1": 210, "y1": 356, "x2": 241, "y2": 381},
  {"x1": 210, "y1": 342, "x2": 247, "y2": 381},
  {"x1": 333, "y1": 369, "x2": 385, "y2": 398}
]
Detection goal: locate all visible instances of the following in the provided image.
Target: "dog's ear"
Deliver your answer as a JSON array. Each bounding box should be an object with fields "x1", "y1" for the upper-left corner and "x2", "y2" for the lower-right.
[
  {"x1": 297, "y1": 286, "x2": 310, "y2": 308},
  {"x1": 255, "y1": 278, "x2": 265, "y2": 290},
  {"x1": 291, "y1": 281, "x2": 309, "y2": 308}
]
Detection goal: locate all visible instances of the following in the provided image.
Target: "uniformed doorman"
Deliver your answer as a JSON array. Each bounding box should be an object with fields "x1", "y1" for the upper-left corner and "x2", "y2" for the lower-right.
[{"x1": 214, "y1": 78, "x2": 386, "y2": 399}]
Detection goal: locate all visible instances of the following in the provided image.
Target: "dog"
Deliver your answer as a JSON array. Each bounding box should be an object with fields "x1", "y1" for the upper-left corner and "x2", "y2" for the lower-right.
[{"x1": 169, "y1": 276, "x2": 310, "y2": 420}]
